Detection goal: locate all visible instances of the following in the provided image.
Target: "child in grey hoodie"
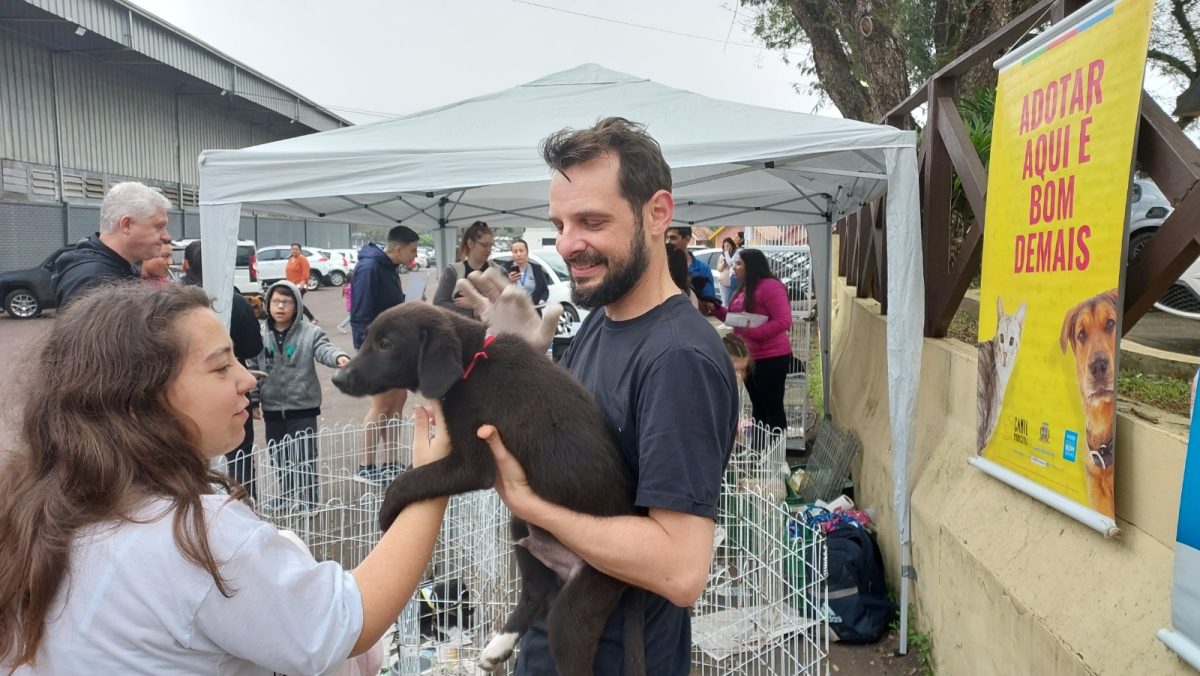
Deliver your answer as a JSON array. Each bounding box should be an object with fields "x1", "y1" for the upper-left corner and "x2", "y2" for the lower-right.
[{"x1": 252, "y1": 281, "x2": 349, "y2": 511}]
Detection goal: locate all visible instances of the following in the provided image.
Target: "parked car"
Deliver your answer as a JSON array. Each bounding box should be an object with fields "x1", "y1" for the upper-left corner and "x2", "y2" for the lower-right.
[
  {"x1": 316, "y1": 249, "x2": 351, "y2": 286},
  {"x1": 1127, "y1": 178, "x2": 1200, "y2": 319},
  {"x1": 490, "y1": 248, "x2": 589, "y2": 336},
  {"x1": 255, "y1": 245, "x2": 333, "y2": 290},
  {"x1": 171, "y1": 239, "x2": 262, "y2": 296},
  {"x1": 0, "y1": 246, "x2": 74, "y2": 318},
  {"x1": 332, "y1": 248, "x2": 358, "y2": 271},
  {"x1": 413, "y1": 249, "x2": 429, "y2": 269},
  {"x1": 418, "y1": 246, "x2": 436, "y2": 269}
]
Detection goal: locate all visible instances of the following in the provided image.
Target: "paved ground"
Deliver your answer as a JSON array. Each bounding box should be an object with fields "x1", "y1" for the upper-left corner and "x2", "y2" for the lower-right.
[
  {"x1": 1125, "y1": 309, "x2": 1200, "y2": 356},
  {"x1": 828, "y1": 627, "x2": 927, "y2": 675}
]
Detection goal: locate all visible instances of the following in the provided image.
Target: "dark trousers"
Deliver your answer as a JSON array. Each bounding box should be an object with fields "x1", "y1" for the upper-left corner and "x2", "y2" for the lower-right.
[
  {"x1": 265, "y1": 416, "x2": 319, "y2": 505},
  {"x1": 745, "y1": 354, "x2": 790, "y2": 433},
  {"x1": 224, "y1": 411, "x2": 256, "y2": 500},
  {"x1": 299, "y1": 287, "x2": 316, "y2": 321}
]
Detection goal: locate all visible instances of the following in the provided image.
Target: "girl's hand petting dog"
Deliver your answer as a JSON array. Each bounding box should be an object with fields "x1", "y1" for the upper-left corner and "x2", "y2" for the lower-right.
[
  {"x1": 412, "y1": 402, "x2": 452, "y2": 468},
  {"x1": 455, "y1": 267, "x2": 561, "y2": 353}
]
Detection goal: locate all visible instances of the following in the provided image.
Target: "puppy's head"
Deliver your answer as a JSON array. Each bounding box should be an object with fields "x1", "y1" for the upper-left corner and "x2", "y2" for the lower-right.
[
  {"x1": 1059, "y1": 289, "x2": 1118, "y2": 404},
  {"x1": 332, "y1": 304, "x2": 464, "y2": 399}
]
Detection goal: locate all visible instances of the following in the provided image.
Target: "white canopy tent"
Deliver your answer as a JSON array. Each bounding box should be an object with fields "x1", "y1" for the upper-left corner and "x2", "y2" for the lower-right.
[{"x1": 198, "y1": 63, "x2": 925, "y2": 651}]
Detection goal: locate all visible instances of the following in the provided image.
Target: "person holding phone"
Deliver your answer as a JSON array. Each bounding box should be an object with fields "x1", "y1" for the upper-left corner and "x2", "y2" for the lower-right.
[{"x1": 506, "y1": 238, "x2": 549, "y2": 307}]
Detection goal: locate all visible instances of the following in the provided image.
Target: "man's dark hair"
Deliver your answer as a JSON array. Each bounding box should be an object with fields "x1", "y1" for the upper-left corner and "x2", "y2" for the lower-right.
[
  {"x1": 668, "y1": 226, "x2": 693, "y2": 240},
  {"x1": 290, "y1": 242, "x2": 302, "y2": 249},
  {"x1": 387, "y1": 225, "x2": 420, "y2": 244},
  {"x1": 540, "y1": 117, "x2": 672, "y2": 218},
  {"x1": 182, "y1": 240, "x2": 203, "y2": 283}
]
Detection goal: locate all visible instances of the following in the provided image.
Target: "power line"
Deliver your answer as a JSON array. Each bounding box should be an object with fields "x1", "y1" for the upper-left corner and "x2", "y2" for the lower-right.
[{"x1": 509, "y1": 0, "x2": 805, "y2": 57}]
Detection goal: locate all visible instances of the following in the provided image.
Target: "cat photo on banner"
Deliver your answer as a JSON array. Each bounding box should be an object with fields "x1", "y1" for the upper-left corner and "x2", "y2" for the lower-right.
[{"x1": 977, "y1": 296, "x2": 1027, "y2": 454}]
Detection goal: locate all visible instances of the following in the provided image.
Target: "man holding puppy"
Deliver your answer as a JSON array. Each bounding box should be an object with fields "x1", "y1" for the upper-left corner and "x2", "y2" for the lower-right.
[{"x1": 461, "y1": 117, "x2": 737, "y2": 675}]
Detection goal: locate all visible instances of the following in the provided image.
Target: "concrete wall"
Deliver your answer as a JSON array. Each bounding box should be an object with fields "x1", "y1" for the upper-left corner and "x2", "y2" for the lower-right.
[{"x1": 829, "y1": 279, "x2": 1193, "y2": 675}]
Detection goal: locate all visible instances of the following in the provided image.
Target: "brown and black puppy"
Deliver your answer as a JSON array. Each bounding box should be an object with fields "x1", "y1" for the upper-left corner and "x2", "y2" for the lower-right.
[
  {"x1": 1060, "y1": 289, "x2": 1118, "y2": 518},
  {"x1": 332, "y1": 303, "x2": 643, "y2": 676}
]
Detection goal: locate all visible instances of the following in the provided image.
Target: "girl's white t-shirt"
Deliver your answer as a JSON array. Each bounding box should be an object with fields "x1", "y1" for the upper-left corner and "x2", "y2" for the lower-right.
[{"x1": 14, "y1": 495, "x2": 363, "y2": 675}]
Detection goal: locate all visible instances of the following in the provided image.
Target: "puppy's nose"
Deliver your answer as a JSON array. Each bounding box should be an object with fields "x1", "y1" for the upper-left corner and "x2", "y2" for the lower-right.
[
  {"x1": 1089, "y1": 356, "x2": 1109, "y2": 379},
  {"x1": 331, "y1": 366, "x2": 354, "y2": 393}
]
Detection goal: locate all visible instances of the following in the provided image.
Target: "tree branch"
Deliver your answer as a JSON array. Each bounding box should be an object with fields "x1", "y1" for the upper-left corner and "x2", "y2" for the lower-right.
[
  {"x1": 1171, "y1": 0, "x2": 1200, "y2": 66},
  {"x1": 1148, "y1": 48, "x2": 1197, "y2": 80}
]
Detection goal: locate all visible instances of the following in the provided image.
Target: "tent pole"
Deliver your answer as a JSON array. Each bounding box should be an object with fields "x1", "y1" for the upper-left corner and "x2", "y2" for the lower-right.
[{"x1": 821, "y1": 199, "x2": 833, "y2": 421}]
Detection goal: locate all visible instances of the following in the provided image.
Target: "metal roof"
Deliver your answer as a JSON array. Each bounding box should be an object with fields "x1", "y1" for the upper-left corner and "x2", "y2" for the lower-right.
[{"x1": 1, "y1": 0, "x2": 352, "y2": 132}]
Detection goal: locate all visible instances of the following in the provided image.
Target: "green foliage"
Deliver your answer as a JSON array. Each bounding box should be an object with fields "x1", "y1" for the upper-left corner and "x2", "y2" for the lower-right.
[
  {"x1": 808, "y1": 344, "x2": 824, "y2": 418},
  {"x1": 1118, "y1": 370, "x2": 1192, "y2": 417},
  {"x1": 947, "y1": 308, "x2": 980, "y2": 343},
  {"x1": 948, "y1": 86, "x2": 996, "y2": 269},
  {"x1": 888, "y1": 605, "x2": 935, "y2": 676}
]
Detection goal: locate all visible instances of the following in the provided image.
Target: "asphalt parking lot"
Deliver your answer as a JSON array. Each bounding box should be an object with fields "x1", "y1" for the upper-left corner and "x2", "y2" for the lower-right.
[{"x1": 0, "y1": 274, "x2": 436, "y2": 461}]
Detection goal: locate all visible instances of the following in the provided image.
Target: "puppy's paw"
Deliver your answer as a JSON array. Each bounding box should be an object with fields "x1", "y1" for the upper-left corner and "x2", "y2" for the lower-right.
[{"x1": 477, "y1": 631, "x2": 519, "y2": 671}]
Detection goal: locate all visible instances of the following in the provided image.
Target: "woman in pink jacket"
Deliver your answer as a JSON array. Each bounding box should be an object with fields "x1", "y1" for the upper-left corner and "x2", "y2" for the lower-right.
[{"x1": 712, "y1": 249, "x2": 793, "y2": 433}]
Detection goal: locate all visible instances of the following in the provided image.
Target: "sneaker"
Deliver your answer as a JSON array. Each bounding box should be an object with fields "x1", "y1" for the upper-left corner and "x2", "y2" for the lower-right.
[
  {"x1": 378, "y1": 463, "x2": 401, "y2": 483},
  {"x1": 337, "y1": 326, "x2": 348, "y2": 334}
]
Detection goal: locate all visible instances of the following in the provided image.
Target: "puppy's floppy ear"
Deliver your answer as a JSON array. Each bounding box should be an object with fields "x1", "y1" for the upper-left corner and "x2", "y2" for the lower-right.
[
  {"x1": 1061, "y1": 303, "x2": 1079, "y2": 354},
  {"x1": 1101, "y1": 288, "x2": 1119, "y2": 311},
  {"x1": 417, "y1": 325, "x2": 462, "y2": 399}
]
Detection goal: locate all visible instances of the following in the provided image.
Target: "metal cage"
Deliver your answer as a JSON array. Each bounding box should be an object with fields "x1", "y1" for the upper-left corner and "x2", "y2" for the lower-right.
[{"x1": 238, "y1": 416, "x2": 827, "y2": 675}]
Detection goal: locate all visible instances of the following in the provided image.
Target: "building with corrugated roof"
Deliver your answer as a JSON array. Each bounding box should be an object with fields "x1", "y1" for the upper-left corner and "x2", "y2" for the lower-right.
[{"x1": 0, "y1": 0, "x2": 354, "y2": 270}]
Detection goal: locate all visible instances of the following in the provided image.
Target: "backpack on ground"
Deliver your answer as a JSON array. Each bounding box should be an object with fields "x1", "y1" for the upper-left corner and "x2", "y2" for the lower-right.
[{"x1": 825, "y1": 524, "x2": 896, "y2": 643}]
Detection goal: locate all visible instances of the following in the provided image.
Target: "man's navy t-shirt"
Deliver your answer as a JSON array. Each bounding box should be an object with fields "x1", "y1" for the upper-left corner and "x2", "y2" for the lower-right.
[{"x1": 514, "y1": 294, "x2": 738, "y2": 676}]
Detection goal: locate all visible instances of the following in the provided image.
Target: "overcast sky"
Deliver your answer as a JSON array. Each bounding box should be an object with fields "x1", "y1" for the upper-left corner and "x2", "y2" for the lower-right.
[
  {"x1": 126, "y1": 0, "x2": 1184, "y2": 130},
  {"x1": 125, "y1": 0, "x2": 832, "y2": 124}
]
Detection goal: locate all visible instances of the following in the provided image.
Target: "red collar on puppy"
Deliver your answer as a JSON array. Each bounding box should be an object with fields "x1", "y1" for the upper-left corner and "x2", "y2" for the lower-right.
[{"x1": 462, "y1": 334, "x2": 497, "y2": 380}]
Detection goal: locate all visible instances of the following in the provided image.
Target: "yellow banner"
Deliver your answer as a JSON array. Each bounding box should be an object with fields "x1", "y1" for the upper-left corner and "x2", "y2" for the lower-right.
[{"x1": 977, "y1": 0, "x2": 1153, "y2": 520}]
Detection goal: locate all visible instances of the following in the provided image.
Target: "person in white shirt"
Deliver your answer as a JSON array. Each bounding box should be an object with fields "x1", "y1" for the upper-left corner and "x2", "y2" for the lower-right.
[{"x1": 0, "y1": 282, "x2": 449, "y2": 675}]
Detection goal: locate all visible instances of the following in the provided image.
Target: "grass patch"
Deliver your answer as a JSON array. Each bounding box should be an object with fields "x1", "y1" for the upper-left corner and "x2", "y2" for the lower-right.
[
  {"x1": 1118, "y1": 369, "x2": 1191, "y2": 416},
  {"x1": 890, "y1": 605, "x2": 935, "y2": 676},
  {"x1": 947, "y1": 309, "x2": 978, "y2": 344},
  {"x1": 945, "y1": 310, "x2": 1190, "y2": 417}
]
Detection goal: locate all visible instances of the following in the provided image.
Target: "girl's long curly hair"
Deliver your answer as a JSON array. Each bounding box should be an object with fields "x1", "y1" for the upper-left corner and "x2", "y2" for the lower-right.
[{"x1": 0, "y1": 283, "x2": 245, "y2": 668}]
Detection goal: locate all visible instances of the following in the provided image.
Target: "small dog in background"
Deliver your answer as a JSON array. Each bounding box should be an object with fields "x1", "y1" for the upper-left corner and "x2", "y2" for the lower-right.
[
  {"x1": 977, "y1": 296, "x2": 1026, "y2": 453},
  {"x1": 245, "y1": 294, "x2": 266, "y2": 320},
  {"x1": 1060, "y1": 289, "x2": 1118, "y2": 518},
  {"x1": 417, "y1": 579, "x2": 475, "y2": 640}
]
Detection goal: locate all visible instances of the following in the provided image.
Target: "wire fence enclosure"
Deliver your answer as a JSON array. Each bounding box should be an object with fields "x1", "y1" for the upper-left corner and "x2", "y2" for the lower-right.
[{"x1": 230, "y1": 415, "x2": 827, "y2": 675}]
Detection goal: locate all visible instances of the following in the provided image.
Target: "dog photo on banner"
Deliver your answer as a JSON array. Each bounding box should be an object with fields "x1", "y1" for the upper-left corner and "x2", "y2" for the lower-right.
[{"x1": 970, "y1": 0, "x2": 1155, "y2": 535}]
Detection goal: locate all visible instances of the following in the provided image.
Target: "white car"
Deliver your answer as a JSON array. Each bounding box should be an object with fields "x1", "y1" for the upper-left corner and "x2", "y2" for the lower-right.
[
  {"x1": 171, "y1": 239, "x2": 262, "y2": 296},
  {"x1": 490, "y1": 248, "x2": 589, "y2": 336},
  {"x1": 1127, "y1": 178, "x2": 1199, "y2": 319},
  {"x1": 315, "y1": 249, "x2": 351, "y2": 286},
  {"x1": 255, "y1": 245, "x2": 333, "y2": 290}
]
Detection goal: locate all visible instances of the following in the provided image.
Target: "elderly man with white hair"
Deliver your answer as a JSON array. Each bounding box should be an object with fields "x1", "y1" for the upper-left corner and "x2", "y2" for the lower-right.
[{"x1": 52, "y1": 181, "x2": 173, "y2": 307}]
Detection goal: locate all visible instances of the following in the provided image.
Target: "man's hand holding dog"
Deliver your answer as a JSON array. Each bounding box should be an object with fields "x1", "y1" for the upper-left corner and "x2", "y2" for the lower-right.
[
  {"x1": 455, "y1": 267, "x2": 562, "y2": 353},
  {"x1": 477, "y1": 424, "x2": 543, "y2": 521},
  {"x1": 413, "y1": 401, "x2": 452, "y2": 468}
]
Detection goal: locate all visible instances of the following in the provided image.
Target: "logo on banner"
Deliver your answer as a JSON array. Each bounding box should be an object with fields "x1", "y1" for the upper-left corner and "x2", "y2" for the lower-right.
[{"x1": 1064, "y1": 430, "x2": 1079, "y2": 462}]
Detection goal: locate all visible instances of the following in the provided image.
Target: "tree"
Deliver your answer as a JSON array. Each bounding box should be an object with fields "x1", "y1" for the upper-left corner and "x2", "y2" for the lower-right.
[
  {"x1": 1149, "y1": 0, "x2": 1199, "y2": 129},
  {"x1": 743, "y1": 0, "x2": 1197, "y2": 129}
]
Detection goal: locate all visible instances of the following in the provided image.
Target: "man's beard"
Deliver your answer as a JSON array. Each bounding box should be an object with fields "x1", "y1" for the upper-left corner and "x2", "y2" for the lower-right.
[{"x1": 568, "y1": 216, "x2": 649, "y2": 310}]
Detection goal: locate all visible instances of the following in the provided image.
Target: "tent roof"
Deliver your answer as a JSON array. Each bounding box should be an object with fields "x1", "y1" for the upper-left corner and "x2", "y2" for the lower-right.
[{"x1": 199, "y1": 63, "x2": 914, "y2": 230}]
